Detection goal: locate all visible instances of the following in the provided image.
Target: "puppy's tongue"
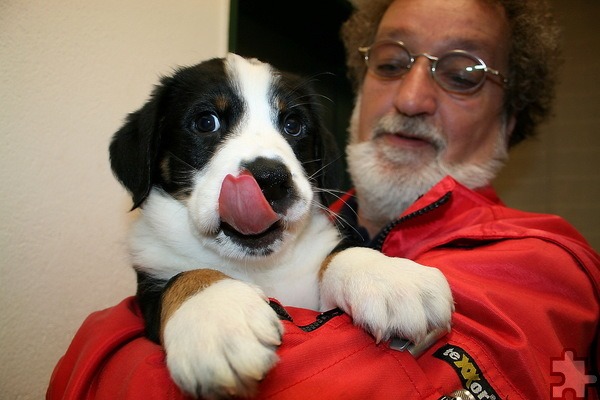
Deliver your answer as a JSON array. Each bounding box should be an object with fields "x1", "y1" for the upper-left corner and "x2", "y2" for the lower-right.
[{"x1": 218, "y1": 173, "x2": 280, "y2": 235}]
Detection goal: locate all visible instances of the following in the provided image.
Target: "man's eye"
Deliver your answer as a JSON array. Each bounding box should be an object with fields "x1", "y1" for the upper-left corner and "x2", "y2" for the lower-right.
[
  {"x1": 374, "y1": 60, "x2": 409, "y2": 77},
  {"x1": 440, "y1": 69, "x2": 480, "y2": 90},
  {"x1": 193, "y1": 113, "x2": 221, "y2": 133}
]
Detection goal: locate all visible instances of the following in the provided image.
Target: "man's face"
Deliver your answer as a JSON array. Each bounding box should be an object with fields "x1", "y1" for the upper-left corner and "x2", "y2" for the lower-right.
[{"x1": 347, "y1": 0, "x2": 515, "y2": 231}]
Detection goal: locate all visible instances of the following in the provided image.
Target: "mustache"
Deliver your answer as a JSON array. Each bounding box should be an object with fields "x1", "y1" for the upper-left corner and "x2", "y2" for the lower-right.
[{"x1": 373, "y1": 114, "x2": 446, "y2": 150}]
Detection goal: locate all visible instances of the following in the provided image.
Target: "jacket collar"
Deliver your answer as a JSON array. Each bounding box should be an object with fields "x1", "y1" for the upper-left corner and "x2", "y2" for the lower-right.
[
  {"x1": 337, "y1": 176, "x2": 504, "y2": 258},
  {"x1": 401, "y1": 176, "x2": 501, "y2": 218},
  {"x1": 385, "y1": 177, "x2": 510, "y2": 258}
]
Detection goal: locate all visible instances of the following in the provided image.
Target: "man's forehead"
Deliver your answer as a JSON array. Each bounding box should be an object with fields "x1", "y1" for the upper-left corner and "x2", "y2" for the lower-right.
[{"x1": 375, "y1": 0, "x2": 510, "y2": 62}]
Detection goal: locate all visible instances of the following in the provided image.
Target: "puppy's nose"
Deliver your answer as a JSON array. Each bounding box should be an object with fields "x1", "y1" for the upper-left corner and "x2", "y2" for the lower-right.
[{"x1": 243, "y1": 157, "x2": 293, "y2": 208}]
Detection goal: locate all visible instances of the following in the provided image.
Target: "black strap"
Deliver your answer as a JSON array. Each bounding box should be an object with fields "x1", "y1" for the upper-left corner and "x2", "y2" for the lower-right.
[{"x1": 269, "y1": 301, "x2": 344, "y2": 332}]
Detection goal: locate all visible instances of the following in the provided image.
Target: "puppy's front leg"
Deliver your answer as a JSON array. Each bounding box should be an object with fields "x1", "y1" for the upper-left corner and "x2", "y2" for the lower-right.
[
  {"x1": 161, "y1": 269, "x2": 283, "y2": 399},
  {"x1": 319, "y1": 247, "x2": 454, "y2": 345}
]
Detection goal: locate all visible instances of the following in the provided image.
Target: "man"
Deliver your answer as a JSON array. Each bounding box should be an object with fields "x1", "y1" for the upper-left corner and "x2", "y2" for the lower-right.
[
  {"x1": 333, "y1": 0, "x2": 599, "y2": 398},
  {"x1": 48, "y1": 0, "x2": 599, "y2": 399}
]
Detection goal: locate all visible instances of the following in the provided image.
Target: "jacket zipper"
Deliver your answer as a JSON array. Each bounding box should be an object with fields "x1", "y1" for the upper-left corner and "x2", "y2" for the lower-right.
[{"x1": 373, "y1": 191, "x2": 452, "y2": 251}]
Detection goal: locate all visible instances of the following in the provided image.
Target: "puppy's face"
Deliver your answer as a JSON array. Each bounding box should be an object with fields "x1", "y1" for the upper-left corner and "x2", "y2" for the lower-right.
[{"x1": 110, "y1": 54, "x2": 337, "y2": 258}]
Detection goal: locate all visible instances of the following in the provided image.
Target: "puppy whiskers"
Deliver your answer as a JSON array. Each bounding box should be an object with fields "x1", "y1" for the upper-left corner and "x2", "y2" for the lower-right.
[
  {"x1": 310, "y1": 198, "x2": 363, "y2": 239},
  {"x1": 305, "y1": 154, "x2": 343, "y2": 183}
]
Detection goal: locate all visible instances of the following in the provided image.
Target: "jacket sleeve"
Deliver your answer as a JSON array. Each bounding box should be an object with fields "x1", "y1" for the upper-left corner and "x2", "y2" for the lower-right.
[
  {"x1": 47, "y1": 296, "x2": 450, "y2": 400},
  {"x1": 46, "y1": 297, "x2": 190, "y2": 400},
  {"x1": 411, "y1": 236, "x2": 600, "y2": 400},
  {"x1": 48, "y1": 297, "x2": 449, "y2": 399}
]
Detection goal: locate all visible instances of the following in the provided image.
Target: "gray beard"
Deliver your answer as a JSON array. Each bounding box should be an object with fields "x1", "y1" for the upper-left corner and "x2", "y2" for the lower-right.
[{"x1": 346, "y1": 99, "x2": 509, "y2": 230}]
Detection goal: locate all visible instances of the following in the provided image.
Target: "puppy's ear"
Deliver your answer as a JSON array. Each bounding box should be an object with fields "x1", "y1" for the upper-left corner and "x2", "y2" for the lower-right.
[
  {"x1": 109, "y1": 82, "x2": 169, "y2": 209},
  {"x1": 314, "y1": 124, "x2": 342, "y2": 207}
]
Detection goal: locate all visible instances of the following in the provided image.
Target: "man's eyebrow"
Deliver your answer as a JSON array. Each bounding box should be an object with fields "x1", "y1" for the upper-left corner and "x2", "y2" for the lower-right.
[
  {"x1": 373, "y1": 28, "x2": 409, "y2": 42},
  {"x1": 375, "y1": 29, "x2": 492, "y2": 54}
]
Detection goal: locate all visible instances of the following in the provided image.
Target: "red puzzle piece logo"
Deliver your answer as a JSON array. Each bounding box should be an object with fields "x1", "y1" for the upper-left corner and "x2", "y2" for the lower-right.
[{"x1": 551, "y1": 350, "x2": 597, "y2": 399}]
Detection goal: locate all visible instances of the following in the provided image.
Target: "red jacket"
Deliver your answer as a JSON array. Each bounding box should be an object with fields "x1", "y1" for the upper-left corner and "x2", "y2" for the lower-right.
[{"x1": 48, "y1": 177, "x2": 600, "y2": 399}]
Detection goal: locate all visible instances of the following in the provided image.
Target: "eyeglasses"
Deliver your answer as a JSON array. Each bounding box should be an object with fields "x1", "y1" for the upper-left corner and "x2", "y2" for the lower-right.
[{"x1": 358, "y1": 40, "x2": 508, "y2": 94}]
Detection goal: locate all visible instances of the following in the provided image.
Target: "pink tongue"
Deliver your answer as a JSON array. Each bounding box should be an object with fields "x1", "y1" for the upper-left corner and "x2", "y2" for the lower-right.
[{"x1": 218, "y1": 172, "x2": 280, "y2": 235}]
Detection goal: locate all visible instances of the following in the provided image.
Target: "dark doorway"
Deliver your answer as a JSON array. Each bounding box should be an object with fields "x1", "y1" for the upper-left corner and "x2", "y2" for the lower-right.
[{"x1": 229, "y1": 0, "x2": 354, "y2": 190}]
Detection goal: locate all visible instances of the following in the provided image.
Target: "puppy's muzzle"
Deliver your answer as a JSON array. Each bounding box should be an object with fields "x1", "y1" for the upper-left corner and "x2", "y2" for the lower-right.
[
  {"x1": 217, "y1": 157, "x2": 301, "y2": 252},
  {"x1": 242, "y1": 157, "x2": 295, "y2": 215}
]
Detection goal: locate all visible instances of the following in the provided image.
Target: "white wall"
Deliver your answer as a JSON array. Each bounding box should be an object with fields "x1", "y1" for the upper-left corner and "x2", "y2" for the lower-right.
[{"x1": 0, "y1": 1, "x2": 229, "y2": 398}]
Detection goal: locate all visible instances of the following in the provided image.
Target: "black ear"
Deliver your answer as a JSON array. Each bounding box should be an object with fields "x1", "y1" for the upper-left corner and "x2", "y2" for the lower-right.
[
  {"x1": 314, "y1": 124, "x2": 342, "y2": 207},
  {"x1": 109, "y1": 83, "x2": 168, "y2": 209}
]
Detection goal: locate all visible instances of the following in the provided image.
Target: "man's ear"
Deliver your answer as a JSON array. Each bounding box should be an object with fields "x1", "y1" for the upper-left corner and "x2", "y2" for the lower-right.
[{"x1": 109, "y1": 82, "x2": 168, "y2": 209}]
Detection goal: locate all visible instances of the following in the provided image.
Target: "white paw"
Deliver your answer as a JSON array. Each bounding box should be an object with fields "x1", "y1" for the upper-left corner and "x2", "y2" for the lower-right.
[
  {"x1": 320, "y1": 247, "x2": 454, "y2": 344},
  {"x1": 163, "y1": 279, "x2": 283, "y2": 399}
]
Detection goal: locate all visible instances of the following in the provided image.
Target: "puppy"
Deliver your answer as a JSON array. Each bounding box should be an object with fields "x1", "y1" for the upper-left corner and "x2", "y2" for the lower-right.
[{"x1": 110, "y1": 53, "x2": 453, "y2": 399}]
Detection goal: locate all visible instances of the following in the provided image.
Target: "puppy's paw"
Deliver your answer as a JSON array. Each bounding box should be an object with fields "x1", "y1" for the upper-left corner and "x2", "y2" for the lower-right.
[
  {"x1": 320, "y1": 247, "x2": 454, "y2": 344},
  {"x1": 163, "y1": 279, "x2": 283, "y2": 399}
]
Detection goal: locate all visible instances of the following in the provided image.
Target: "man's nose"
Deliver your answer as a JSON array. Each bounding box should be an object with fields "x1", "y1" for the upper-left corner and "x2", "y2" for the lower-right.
[{"x1": 392, "y1": 57, "x2": 438, "y2": 117}]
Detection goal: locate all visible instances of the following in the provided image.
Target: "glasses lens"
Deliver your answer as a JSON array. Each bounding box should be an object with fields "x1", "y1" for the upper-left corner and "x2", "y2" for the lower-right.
[
  {"x1": 367, "y1": 42, "x2": 412, "y2": 78},
  {"x1": 435, "y1": 52, "x2": 486, "y2": 92}
]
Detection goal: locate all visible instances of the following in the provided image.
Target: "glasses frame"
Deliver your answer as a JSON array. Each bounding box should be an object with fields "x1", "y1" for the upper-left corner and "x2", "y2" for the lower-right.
[{"x1": 358, "y1": 39, "x2": 509, "y2": 94}]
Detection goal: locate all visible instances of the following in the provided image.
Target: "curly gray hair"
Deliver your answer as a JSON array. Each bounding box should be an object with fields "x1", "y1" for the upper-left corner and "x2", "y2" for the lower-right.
[{"x1": 341, "y1": 0, "x2": 561, "y2": 147}]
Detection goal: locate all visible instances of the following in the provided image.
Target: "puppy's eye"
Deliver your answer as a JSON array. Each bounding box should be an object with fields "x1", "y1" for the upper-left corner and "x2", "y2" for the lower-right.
[
  {"x1": 193, "y1": 113, "x2": 221, "y2": 133},
  {"x1": 283, "y1": 114, "x2": 303, "y2": 137}
]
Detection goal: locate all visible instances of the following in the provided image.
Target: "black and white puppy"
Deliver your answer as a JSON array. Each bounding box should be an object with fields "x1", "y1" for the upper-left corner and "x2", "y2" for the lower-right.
[{"x1": 110, "y1": 53, "x2": 453, "y2": 399}]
